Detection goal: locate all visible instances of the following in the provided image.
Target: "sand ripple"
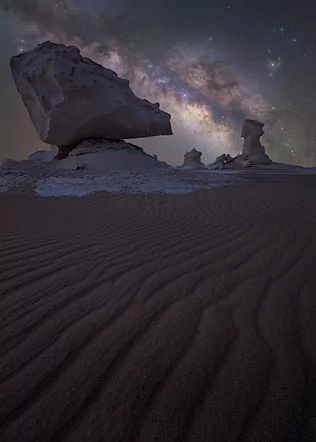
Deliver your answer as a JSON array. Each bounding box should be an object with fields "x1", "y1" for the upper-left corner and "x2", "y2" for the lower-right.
[{"x1": 0, "y1": 181, "x2": 316, "y2": 441}]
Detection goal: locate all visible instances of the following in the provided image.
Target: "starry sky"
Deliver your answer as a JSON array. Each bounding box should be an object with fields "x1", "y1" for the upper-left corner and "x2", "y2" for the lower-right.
[{"x1": 0, "y1": 0, "x2": 316, "y2": 165}]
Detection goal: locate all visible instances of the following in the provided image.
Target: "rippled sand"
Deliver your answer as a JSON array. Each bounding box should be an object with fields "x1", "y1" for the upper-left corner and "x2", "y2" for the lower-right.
[{"x1": 1, "y1": 178, "x2": 316, "y2": 441}]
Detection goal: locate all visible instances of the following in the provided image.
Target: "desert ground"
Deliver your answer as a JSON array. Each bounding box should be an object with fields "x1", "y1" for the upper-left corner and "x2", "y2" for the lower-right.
[{"x1": 1, "y1": 174, "x2": 316, "y2": 441}]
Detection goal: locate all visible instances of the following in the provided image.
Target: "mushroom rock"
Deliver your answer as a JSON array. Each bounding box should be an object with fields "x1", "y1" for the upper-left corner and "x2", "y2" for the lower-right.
[
  {"x1": 182, "y1": 148, "x2": 205, "y2": 168},
  {"x1": 10, "y1": 41, "x2": 173, "y2": 151},
  {"x1": 239, "y1": 119, "x2": 272, "y2": 165}
]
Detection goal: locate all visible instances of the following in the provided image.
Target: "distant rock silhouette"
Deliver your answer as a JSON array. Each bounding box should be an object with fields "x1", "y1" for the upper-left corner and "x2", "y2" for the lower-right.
[
  {"x1": 209, "y1": 153, "x2": 234, "y2": 169},
  {"x1": 10, "y1": 41, "x2": 172, "y2": 158},
  {"x1": 237, "y1": 119, "x2": 272, "y2": 166},
  {"x1": 182, "y1": 148, "x2": 205, "y2": 168}
]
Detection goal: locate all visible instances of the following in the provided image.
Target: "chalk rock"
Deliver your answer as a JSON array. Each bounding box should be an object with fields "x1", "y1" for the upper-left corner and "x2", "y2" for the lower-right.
[
  {"x1": 208, "y1": 153, "x2": 234, "y2": 169},
  {"x1": 56, "y1": 139, "x2": 169, "y2": 171},
  {"x1": 10, "y1": 41, "x2": 172, "y2": 148},
  {"x1": 215, "y1": 153, "x2": 227, "y2": 164},
  {"x1": 240, "y1": 119, "x2": 272, "y2": 165},
  {"x1": 28, "y1": 149, "x2": 55, "y2": 162},
  {"x1": 182, "y1": 148, "x2": 205, "y2": 168},
  {"x1": 68, "y1": 139, "x2": 144, "y2": 155},
  {"x1": 0, "y1": 159, "x2": 16, "y2": 169}
]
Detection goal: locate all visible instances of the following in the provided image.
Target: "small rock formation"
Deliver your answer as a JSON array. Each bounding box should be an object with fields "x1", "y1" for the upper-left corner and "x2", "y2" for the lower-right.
[
  {"x1": 10, "y1": 41, "x2": 172, "y2": 153},
  {"x1": 215, "y1": 153, "x2": 228, "y2": 164},
  {"x1": 182, "y1": 148, "x2": 205, "y2": 168},
  {"x1": 209, "y1": 153, "x2": 234, "y2": 169},
  {"x1": 55, "y1": 139, "x2": 168, "y2": 171}
]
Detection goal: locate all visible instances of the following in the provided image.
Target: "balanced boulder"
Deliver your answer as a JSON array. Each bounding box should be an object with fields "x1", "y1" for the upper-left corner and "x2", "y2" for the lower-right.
[{"x1": 10, "y1": 41, "x2": 172, "y2": 149}]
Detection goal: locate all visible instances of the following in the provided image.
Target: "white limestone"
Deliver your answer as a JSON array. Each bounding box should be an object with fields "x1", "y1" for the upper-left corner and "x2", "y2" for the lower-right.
[{"x1": 10, "y1": 41, "x2": 172, "y2": 149}]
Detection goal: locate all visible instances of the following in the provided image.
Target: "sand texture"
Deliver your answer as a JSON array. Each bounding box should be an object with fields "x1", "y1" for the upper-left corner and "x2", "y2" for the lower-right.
[{"x1": 1, "y1": 179, "x2": 316, "y2": 441}]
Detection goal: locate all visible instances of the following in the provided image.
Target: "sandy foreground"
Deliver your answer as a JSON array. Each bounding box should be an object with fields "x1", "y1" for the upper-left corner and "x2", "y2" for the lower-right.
[{"x1": 1, "y1": 176, "x2": 316, "y2": 441}]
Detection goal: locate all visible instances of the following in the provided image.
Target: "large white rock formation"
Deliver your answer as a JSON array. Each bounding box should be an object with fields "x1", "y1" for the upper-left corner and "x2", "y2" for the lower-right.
[{"x1": 10, "y1": 41, "x2": 172, "y2": 151}]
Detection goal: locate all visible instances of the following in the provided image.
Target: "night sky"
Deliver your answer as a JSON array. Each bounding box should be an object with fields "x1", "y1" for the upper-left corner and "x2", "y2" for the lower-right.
[{"x1": 1, "y1": 0, "x2": 316, "y2": 166}]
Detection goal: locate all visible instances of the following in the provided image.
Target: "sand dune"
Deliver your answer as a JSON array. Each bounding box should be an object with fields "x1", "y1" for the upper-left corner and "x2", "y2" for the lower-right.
[{"x1": 1, "y1": 179, "x2": 316, "y2": 441}]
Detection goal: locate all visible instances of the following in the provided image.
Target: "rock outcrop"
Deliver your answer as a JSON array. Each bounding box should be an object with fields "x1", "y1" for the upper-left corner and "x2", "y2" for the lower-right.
[
  {"x1": 68, "y1": 139, "x2": 144, "y2": 156},
  {"x1": 10, "y1": 41, "x2": 172, "y2": 150},
  {"x1": 208, "y1": 153, "x2": 234, "y2": 169},
  {"x1": 208, "y1": 119, "x2": 272, "y2": 169},
  {"x1": 237, "y1": 119, "x2": 272, "y2": 166},
  {"x1": 55, "y1": 139, "x2": 169, "y2": 171},
  {"x1": 182, "y1": 148, "x2": 205, "y2": 168}
]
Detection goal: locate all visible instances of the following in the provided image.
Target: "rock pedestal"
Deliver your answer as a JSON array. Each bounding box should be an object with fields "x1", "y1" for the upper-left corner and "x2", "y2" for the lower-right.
[{"x1": 54, "y1": 139, "x2": 168, "y2": 171}]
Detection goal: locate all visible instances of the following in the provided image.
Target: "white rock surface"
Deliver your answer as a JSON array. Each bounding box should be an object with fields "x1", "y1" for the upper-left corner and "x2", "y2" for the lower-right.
[
  {"x1": 2, "y1": 157, "x2": 316, "y2": 197},
  {"x1": 55, "y1": 139, "x2": 169, "y2": 171},
  {"x1": 34, "y1": 169, "x2": 244, "y2": 197},
  {"x1": 10, "y1": 41, "x2": 172, "y2": 148},
  {"x1": 28, "y1": 149, "x2": 55, "y2": 162}
]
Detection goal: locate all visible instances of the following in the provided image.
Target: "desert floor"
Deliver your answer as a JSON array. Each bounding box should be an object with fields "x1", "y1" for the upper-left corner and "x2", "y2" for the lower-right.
[{"x1": 1, "y1": 176, "x2": 316, "y2": 441}]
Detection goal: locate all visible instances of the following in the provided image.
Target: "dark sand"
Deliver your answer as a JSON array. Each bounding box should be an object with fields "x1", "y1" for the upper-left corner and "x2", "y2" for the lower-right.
[{"x1": 1, "y1": 178, "x2": 316, "y2": 441}]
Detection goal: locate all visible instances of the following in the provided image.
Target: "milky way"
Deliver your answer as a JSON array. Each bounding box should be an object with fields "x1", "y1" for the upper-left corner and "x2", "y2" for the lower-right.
[{"x1": 1, "y1": 0, "x2": 315, "y2": 165}]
